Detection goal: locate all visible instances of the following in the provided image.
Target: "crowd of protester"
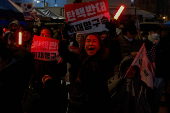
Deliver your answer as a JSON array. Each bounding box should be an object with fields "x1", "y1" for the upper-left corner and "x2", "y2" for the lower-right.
[{"x1": 0, "y1": 18, "x2": 170, "y2": 113}]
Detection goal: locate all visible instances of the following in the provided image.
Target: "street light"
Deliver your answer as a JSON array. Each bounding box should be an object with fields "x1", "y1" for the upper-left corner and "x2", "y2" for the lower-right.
[
  {"x1": 37, "y1": 1, "x2": 41, "y2": 3},
  {"x1": 163, "y1": 16, "x2": 166, "y2": 23},
  {"x1": 131, "y1": 0, "x2": 134, "y2": 6},
  {"x1": 55, "y1": 0, "x2": 57, "y2": 7},
  {"x1": 36, "y1": 0, "x2": 46, "y2": 7}
]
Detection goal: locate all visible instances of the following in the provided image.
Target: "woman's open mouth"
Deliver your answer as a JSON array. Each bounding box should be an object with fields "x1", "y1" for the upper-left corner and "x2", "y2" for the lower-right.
[{"x1": 88, "y1": 48, "x2": 95, "y2": 53}]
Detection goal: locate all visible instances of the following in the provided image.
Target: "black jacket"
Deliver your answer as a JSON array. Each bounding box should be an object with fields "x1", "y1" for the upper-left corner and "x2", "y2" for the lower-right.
[
  {"x1": 155, "y1": 36, "x2": 170, "y2": 78},
  {"x1": 59, "y1": 40, "x2": 113, "y2": 113},
  {"x1": 0, "y1": 45, "x2": 34, "y2": 112}
]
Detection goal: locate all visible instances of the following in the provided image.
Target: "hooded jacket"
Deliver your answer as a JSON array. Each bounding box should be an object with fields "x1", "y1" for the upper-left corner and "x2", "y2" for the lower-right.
[
  {"x1": 118, "y1": 34, "x2": 142, "y2": 59},
  {"x1": 8, "y1": 20, "x2": 20, "y2": 30},
  {"x1": 4, "y1": 20, "x2": 20, "y2": 44}
]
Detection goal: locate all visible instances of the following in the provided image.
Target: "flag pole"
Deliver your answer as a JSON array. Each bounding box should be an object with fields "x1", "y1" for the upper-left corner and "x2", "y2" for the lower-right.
[
  {"x1": 124, "y1": 43, "x2": 145, "y2": 78},
  {"x1": 131, "y1": 43, "x2": 145, "y2": 65}
]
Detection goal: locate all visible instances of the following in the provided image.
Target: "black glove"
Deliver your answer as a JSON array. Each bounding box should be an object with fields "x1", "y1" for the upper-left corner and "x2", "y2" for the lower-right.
[
  {"x1": 105, "y1": 18, "x2": 116, "y2": 32},
  {"x1": 103, "y1": 16, "x2": 117, "y2": 38}
]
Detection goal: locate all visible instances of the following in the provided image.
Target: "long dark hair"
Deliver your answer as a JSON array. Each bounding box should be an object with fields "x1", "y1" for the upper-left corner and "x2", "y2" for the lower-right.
[{"x1": 79, "y1": 33, "x2": 106, "y2": 61}]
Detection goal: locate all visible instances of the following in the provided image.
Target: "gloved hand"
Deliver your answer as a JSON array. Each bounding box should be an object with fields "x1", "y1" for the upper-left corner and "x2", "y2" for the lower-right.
[
  {"x1": 105, "y1": 19, "x2": 117, "y2": 31},
  {"x1": 102, "y1": 16, "x2": 117, "y2": 38}
]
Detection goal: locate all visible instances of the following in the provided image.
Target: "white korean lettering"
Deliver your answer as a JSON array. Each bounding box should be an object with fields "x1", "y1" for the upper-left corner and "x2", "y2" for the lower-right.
[
  {"x1": 87, "y1": 2, "x2": 107, "y2": 13},
  {"x1": 85, "y1": 5, "x2": 96, "y2": 16},
  {"x1": 75, "y1": 7, "x2": 86, "y2": 18},
  {"x1": 71, "y1": 10, "x2": 75, "y2": 17},
  {"x1": 32, "y1": 41, "x2": 39, "y2": 46},
  {"x1": 91, "y1": 4, "x2": 96, "y2": 12},
  {"x1": 95, "y1": 3, "x2": 101, "y2": 12},
  {"x1": 85, "y1": 5, "x2": 92, "y2": 12},
  {"x1": 41, "y1": 41, "x2": 49, "y2": 49},
  {"x1": 49, "y1": 42, "x2": 58, "y2": 50},
  {"x1": 100, "y1": 1, "x2": 107, "y2": 12},
  {"x1": 66, "y1": 11, "x2": 72, "y2": 18},
  {"x1": 38, "y1": 41, "x2": 42, "y2": 46},
  {"x1": 66, "y1": 11, "x2": 76, "y2": 21}
]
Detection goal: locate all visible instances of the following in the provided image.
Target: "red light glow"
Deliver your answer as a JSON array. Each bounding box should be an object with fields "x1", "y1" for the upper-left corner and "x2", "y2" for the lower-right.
[
  {"x1": 114, "y1": 5, "x2": 125, "y2": 20},
  {"x1": 19, "y1": 32, "x2": 22, "y2": 45}
]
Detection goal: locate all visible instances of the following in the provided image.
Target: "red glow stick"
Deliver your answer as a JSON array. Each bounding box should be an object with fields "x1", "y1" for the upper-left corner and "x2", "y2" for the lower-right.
[{"x1": 114, "y1": 5, "x2": 125, "y2": 20}]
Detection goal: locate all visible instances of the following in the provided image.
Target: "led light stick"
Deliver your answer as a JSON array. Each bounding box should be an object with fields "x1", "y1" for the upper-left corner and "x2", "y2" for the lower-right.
[
  {"x1": 114, "y1": 5, "x2": 125, "y2": 20},
  {"x1": 19, "y1": 32, "x2": 22, "y2": 45}
]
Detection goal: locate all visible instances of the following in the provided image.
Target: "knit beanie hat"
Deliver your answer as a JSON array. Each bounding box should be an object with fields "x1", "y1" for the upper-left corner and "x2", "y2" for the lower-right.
[
  {"x1": 8, "y1": 20, "x2": 19, "y2": 28},
  {"x1": 76, "y1": 33, "x2": 85, "y2": 42}
]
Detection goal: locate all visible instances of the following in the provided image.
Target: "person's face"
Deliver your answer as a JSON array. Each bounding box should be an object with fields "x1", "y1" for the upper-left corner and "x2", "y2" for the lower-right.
[
  {"x1": 150, "y1": 30, "x2": 160, "y2": 35},
  {"x1": 161, "y1": 30, "x2": 168, "y2": 37},
  {"x1": 40, "y1": 29, "x2": 51, "y2": 38},
  {"x1": 102, "y1": 33, "x2": 107, "y2": 37},
  {"x1": 23, "y1": 31, "x2": 31, "y2": 41},
  {"x1": 84, "y1": 35, "x2": 100, "y2": 56},
  {"x1": 77, "y1": 34, "x2": 84, "y2": 43},
  {"x1": 33, "y1": 28, "x2": 38, "y2": 33},
  {"x1": 119, "y1": 24, "x2": 124, "y2": 29},
  {"x1": 142, "y1": 36, "x2": 148, "y2": 40},
  {"x1": 11, "y1": 24, "x2": 18, "y2": 32},
  {"x1": 126, "y1": 31, "x2": 135, "y2": 39},
  {"x1": 51, "y1": 27, "x2": 54, "y2": 31},
  {"x1": 20, "y1": 27, "x2": 24, "y2": 32},
  {"x1": 125, "y1": 66, "x2": 136, "y2": 78}
]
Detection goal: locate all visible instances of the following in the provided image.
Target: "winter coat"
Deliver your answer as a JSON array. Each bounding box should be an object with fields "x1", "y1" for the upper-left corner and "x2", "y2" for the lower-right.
[
  {"x1": 59, "y1": 40, "x2": 113, "y2": 113},
  {"x1": 0, "y1": 45, "x2": 34, "y2": 112},
  {"x1": 141, "y1": 38, "x2": 153, "y2": 52},
  {"x1": 112, "y1": 56, "x2": 153, "y2": 113},
  {"x1": 155, "y1": 36, "x2": 170, "y2": 78},
  {"x1": 114, "y1": 78, "x2": 152, "y2": 113},
  {"x1": 118, "y1": 35, "x2": 142, "y2": 59}
]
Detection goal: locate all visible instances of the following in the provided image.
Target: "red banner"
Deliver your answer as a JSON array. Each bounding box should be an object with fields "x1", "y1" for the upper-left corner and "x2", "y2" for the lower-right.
[
  {"x1": 69, "y1": 46, "x2": 80, "y2": 54},
  {"x1": 65, "y1": 0, "x2": 109, "y2": 23},
  {"x1": 31, "y1": 35, "x2": 59, "y2": 61},
  {"x1": 64, "y1": 0, "x2": 110, "y2": 35}
]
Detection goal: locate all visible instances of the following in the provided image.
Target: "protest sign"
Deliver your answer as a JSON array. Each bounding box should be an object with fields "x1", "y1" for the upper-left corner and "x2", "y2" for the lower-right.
[
  {"x1": 69, "y1": 46, "x2": 80, "y2": 54},
  {"x1": 64, "y1": 0, "x2": 110, "y2": 35},
  {"x1": 31, "y1": 35, "x2": 59, "y2": 61}
]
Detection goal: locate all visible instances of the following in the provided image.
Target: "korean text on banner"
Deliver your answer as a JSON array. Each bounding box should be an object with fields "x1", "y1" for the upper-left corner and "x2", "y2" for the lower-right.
[
  {"x1": 69, "y1": 46, "x2": 80, "y2": 54},
  {"x1": 64, "y1": 0, "x2": 110, "y2": 35},
  {"x1": 31, "y1": 35, "x2": 59, "y2": 61},
  {"x1": 125, "y1": 44, "x2": 154, "y2": 89}
]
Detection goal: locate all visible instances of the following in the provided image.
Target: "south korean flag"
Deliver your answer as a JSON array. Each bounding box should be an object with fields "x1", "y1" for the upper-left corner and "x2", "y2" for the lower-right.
[{"x1": 21, "y1": 3, "x2": 34, "y2": 12}]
